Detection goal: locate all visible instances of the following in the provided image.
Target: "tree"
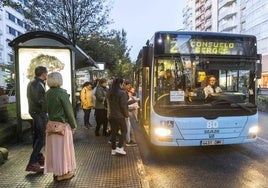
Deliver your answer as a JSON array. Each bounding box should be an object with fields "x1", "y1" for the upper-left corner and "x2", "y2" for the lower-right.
[
  {"x1": 1, "y1": 0, "x2": 133, "y2": 79},
  {"x1": 24, "y1": 0, "x2": 111, "y2": 44},
  {"x1": 78, "y1": 29, "x2": 132, "y2": 78},
  {"x1": 0, "y1": 0, "x2": 21, "y2": 10}
]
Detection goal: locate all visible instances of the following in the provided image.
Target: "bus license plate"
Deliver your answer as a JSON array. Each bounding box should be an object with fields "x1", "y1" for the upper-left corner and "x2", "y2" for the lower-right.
[{"x1": 201, "y1": 140, "x2": 223, "y2": 146}]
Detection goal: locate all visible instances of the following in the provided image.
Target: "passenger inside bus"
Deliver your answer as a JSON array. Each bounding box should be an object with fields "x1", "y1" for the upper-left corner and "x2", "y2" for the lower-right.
[
  {"x1": 159, "y1": 69, "x2": 175, "y2": 90},
  {"x1": 203, "y1": 75, "x2": 222, "y2": 98}
]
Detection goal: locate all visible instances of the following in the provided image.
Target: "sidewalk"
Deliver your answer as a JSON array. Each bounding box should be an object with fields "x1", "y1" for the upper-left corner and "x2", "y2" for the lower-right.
[{"x1": 0, "y1": 108, "x2": 148, "y2": 188}]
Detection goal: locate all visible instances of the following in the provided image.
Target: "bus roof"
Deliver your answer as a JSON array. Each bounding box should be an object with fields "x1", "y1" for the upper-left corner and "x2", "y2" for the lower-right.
[
  {"x1": 150, "y1": 31, "x2": 259, "y2": 57},
  {"x1": 154, "y1": 31, "x2": 257, "y2": 39}
]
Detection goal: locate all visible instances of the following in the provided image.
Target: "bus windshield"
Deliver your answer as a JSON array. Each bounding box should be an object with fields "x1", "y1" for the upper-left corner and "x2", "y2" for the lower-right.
[{"x1": 153, "y1": 55, "x2": 256, "y2": 117}]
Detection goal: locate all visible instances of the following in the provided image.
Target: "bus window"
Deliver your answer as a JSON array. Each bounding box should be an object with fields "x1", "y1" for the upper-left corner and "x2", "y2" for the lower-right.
[{"x1": 153, "y1": 56, "x2": 253, "y2": 109}]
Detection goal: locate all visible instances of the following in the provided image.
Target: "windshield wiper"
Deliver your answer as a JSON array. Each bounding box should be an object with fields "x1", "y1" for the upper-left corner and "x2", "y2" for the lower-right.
[{"x1": 211, "y1": 99, "x2": 253, "y2": 113}]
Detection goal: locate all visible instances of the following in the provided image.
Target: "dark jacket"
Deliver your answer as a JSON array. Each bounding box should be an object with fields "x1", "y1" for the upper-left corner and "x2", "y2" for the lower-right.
[
  {"x1": 95, "y1": 86, "x2": 108, "y2": 109},
  {"x1": 46, "y1": 87, "x2": 77, "y2": 129},
  {"x1": 107, "y1": 88, "x2": 129, "y2": 119},
  {"x1": 27, "y1": 77, "x2": 47, "y2": 115}
]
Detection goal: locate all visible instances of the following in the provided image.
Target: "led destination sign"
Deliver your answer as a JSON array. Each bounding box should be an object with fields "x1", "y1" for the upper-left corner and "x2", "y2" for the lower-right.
[
  {"x1": 189, "y1": 40, "x2": 235, "y2": 55},
  {"x1": 158, "y1": 34, "x2": 257, "y2": 56},
  {"x1": 169, "y1": 39, "x2": 244, "y2": 55}
]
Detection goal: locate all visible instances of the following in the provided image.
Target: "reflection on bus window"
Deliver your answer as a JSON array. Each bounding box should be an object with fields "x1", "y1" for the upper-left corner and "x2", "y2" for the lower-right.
[{"x1": 153, "y1": 57, "x2": 252, "y2": 106}]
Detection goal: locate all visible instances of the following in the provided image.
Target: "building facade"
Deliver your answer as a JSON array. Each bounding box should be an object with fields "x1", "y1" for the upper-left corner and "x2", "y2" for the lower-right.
[
  {"x1": 183, "y1": 0, "x2": 218, "y2": 31},
  {"x1": 0, "y1": 1, "x2": 27, "y2": 89},
  {"x1": 218, "y1": 0, "x2": 242, "y2": 33},
  {"x1": 182, "y1": 0, "x2": 268, "y2": 88},
  {"x1": 182, "y1": 0, "x2": 195, "y2": 31},
  {"x1": 243, "y1": 0, "x2": 268, "y2": 87}
]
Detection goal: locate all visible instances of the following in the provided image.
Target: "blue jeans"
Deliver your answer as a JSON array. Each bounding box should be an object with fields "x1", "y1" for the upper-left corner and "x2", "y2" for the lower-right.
[
  {"x1": 29, "y1": 112, "x2": 48, "y2": 164},
  {"x1": 125, "y1": 111, "x2": 136, "y2": 142}
]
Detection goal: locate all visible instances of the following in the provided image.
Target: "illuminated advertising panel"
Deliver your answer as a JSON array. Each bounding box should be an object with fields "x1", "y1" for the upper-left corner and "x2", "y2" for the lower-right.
[{"x1": 18, "y1": 48, "x2": 72, "y2": 120}]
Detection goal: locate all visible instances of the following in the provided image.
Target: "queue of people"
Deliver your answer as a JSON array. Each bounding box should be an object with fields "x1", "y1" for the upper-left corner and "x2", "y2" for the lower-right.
[
  {"x1": 25, "y1": 65, "x2": 229, "y2": 183},
  {"x1": 25, "y1": 66, "x2": 140, "y2": 182}
]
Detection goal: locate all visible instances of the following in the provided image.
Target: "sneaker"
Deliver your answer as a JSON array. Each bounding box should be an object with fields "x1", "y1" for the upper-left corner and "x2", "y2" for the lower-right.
[
  {"x1": 126, "y1": 140, "x2": 137, "y2": 147},
  {"x1": 26, "y1": 162, "x2": 44, "y2": 172},
  {"x1": 56, "y1": 172, "x2": 75, "y2": 181},
  {"x1": 115, "y1": 147, "x2": 126, "y2": 155},
  {"x1": 111, "y1": 149, "x2": 116, "y2": 155},
  {"x1": 108, "y1": 140, "x2": 119, "y2": 144},
  {"x1": 84, "y1": 125, "x2": 89, "y2": 129}
]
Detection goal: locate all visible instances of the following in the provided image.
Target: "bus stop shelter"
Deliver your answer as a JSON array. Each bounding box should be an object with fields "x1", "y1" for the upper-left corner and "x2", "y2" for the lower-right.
[{"x1": 9, "y1": 30, "x2": 97, "y2": 140}]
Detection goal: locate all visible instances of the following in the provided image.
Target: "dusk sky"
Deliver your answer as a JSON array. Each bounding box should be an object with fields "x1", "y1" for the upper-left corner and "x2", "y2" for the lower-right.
[{"x1": 109, "y1": 0, "x2": 187, "y2": 61}]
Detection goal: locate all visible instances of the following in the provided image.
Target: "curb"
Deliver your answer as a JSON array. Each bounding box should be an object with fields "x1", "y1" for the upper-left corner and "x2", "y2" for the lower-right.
[{"x1": 133, "y1": 133, "x2": 150, "y2": 188}]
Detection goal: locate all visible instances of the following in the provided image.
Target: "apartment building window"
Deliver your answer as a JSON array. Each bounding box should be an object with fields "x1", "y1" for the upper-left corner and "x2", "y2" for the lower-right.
[
  {"x1": 8, "y1": 53, "x2": 13, "y2": 63},
  {"x1": 7, "y1": 12, "x2": 24, "y2": 28},
  {"x1": 17, "y1": 8, "x2": 23, "y2": 15},
  {"x1": 17, "y1": 19, "x2": 23, "y2": 27},
  {"x1": 8, "y1": 13, "x2": 16, "y2": 23},
  {"x1": 24, "y1": 23, "x2": 31, "y2": 30},
  {"x1": 206, "y1": 18, "x2": 211, "y2": 24},
  {"x1": 7, "y1": 26, "x2": 16, "y2": 36},
  {"x1": 0, "y1": 52, "x2": 2, "y2": 62}
]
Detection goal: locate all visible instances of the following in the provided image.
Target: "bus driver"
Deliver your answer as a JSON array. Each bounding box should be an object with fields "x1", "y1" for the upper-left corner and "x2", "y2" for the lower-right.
[{"x1": 203, "y1": 76, "x2": 222, "y2": 98}]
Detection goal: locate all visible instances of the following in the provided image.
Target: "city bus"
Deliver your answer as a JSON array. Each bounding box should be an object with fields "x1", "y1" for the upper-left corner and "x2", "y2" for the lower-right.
[{"x1": 136, "y1": 31, "x2": 262, "y2": 146}]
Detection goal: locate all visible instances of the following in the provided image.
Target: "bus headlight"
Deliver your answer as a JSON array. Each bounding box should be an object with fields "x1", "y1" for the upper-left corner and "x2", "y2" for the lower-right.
[
  {"x1": 154, "y1": 127, "x2": 172, "y2": 137},
  {"x1": 249, "y1": 126, "x2": 258, "y2": 134}
]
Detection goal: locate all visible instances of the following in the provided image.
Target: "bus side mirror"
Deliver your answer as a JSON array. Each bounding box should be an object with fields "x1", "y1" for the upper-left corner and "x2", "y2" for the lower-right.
[
  {"x1": 256, "y1": 63, "x2": 262, "y2": 79},
  {"x1": 142, "y1": 46, "x2": 153, "y2": 67}
]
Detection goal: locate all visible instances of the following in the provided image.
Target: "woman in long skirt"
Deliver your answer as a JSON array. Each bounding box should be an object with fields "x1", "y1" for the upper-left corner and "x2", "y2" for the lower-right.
[{"x1": 44, "y1": 72, "x2": 77, "y2": 181}]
